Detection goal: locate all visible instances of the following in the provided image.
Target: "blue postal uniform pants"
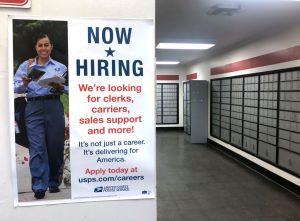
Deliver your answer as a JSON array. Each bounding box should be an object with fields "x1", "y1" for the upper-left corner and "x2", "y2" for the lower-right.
[{"x1": 25, "y1": 97, "x2": 65, "y2": 192}]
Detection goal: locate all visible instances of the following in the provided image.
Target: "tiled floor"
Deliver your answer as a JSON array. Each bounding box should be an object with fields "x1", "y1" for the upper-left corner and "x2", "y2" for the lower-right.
[{"x1": 157, "y1": 130, "x2": 300, "y2": 221}]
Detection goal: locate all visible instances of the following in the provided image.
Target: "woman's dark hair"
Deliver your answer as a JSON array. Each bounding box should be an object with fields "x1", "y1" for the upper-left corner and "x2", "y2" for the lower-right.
[{"x1": 35, "y1": 33, "x2": 52, "y2": 45}]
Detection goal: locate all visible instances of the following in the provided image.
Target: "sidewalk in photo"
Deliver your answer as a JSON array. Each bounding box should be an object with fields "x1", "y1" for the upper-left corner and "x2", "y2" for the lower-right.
[{"x1": 16, "y1": 144, "x2": 71, "y2": 202}]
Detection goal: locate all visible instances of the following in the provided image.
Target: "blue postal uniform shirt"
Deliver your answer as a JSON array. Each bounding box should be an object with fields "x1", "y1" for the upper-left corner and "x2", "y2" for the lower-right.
[{"x1": 14, "y1": 57, "x2": 68, "y2": 96}]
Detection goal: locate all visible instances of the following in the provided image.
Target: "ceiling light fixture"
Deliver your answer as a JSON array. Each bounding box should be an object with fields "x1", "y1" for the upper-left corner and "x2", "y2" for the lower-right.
[
  {"x1": 156, "y1": 61, "x2": 180, "y2": 65},
  {"x1": 156, "y1": 43, "x2": 215, "y2": 50}
]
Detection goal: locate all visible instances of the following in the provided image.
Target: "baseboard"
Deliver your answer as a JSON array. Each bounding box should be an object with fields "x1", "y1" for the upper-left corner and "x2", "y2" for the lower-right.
[
  {"x1": 156, "y1": 127, "x2": 184, "y2": 131},
  {"x1": 207, "y1": 138, "x2": 300, "y2": 196}
]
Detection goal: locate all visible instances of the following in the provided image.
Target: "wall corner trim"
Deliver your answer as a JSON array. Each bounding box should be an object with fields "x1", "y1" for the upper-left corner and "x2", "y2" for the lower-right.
[{"x1": 211, "y1": 45, "x2": 300, "y2": 75}]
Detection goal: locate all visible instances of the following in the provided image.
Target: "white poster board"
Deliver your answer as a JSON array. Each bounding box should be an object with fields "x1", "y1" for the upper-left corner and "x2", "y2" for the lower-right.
[
  {"x1": 9, "y1": 17, "x2": 155, "y2": 206},
  {"x1": 68, "y1": 19, "x2": 156, "y2": 200}
]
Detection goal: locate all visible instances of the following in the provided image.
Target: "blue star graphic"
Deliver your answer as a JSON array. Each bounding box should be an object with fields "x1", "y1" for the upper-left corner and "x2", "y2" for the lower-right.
[{"x1": 105, "y1": 47, "x2": 115, "y2": 57}]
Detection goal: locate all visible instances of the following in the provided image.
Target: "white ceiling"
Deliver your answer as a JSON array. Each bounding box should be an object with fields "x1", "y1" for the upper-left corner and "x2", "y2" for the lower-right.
[{"x1": 156, "y1": 0, "x2": 300, "y2": 65}]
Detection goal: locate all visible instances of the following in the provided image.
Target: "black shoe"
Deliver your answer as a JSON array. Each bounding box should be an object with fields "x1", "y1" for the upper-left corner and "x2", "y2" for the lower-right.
[
  {"x1": 34, "y1": 190, "x2": 45, "y2": 199},
  {"x1": 49, "y1": 186, "x2": 60, "y2": 193}
]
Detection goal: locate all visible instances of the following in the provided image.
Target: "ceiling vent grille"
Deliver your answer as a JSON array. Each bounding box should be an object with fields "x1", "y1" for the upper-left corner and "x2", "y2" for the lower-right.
[{"x1": 207, "y1": 3, "x2": 241, "y2": 16}]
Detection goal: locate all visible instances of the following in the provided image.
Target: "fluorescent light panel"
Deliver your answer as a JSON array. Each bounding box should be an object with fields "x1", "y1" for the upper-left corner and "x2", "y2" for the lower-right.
[
  {"x1": 157, "y1": 43, "x2": 215, "y2": 50},
  {"x1": 156, "y1": 61, "x2": 180, "y2": 65}
]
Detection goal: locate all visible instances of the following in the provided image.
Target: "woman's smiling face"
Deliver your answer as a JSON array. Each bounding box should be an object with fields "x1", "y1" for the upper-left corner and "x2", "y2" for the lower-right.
[{"x1": 35, "y1": 36, "x2": 53, "y2": 60}]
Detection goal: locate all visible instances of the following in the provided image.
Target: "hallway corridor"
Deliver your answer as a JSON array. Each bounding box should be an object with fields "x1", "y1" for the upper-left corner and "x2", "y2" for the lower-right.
[{"x1": 156, "y1": 129, "x2": 300, "y2": 221}]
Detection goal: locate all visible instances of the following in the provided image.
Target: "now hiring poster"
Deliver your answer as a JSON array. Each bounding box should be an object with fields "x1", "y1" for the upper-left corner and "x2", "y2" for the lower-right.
[
  {"x1": 68, "y1": 19, "x2": 156, "y2": 200},
  {"x1": 10, "y1": 18, "x2": 155, "y2": 205}
]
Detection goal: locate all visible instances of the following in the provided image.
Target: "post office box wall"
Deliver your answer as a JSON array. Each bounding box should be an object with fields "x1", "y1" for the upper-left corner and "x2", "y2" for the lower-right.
[{"x1": 211, "y1": 69, "x2": 300, "y2": 178}]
